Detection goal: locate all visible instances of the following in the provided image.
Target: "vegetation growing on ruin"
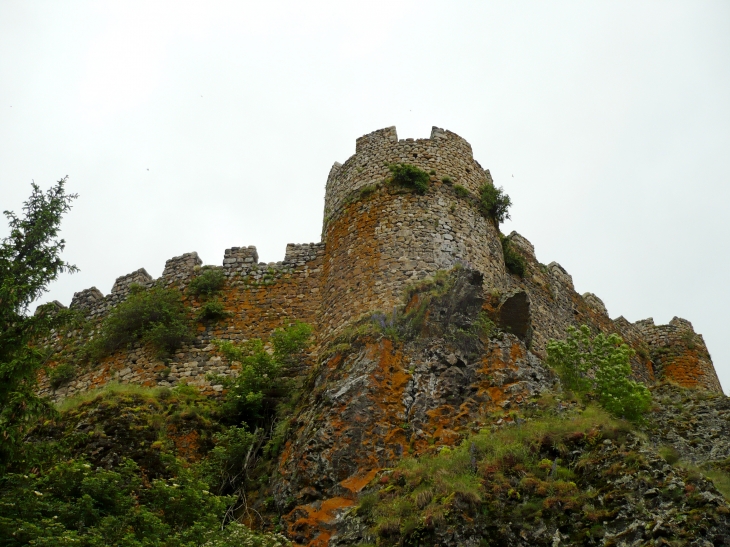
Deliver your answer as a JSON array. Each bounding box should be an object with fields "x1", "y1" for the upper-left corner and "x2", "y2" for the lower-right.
[
  {"x1": 47, "y1": 362, "x2": 76, "y2": 389},
  {"x1": 479, "y1": 181, "x2": 511, "y2": 226},
  {"x1": 197, "y1": 299, "x2": 232, "y2": 323},
  {"x1": 188, "y1": 266, "x2": 226, "y2": 298},
  {"x1": 357, "y1": 184, "x2": 379, "y2": 200},
  {"x1": 453, "y1": 183, "x2": 469, "y2": 197},
  {"x1": 355, "y1": 396, "x2": 729, "y2": 546},
  {"x1": 85, "y1": 284, "x2": 194, "y2": 360},
  {"x1": 387, "y1": 163, "x2": 430, "y2": 195},
  {"x1": 1, "y1": 320, "x2": 314, "y2": 546},
  {"x1": 547, "y1": 325, "x2": 652, "y2": 422},
  {"x1": 500, "y1": 235, "x2": 527, "y2": 277}
]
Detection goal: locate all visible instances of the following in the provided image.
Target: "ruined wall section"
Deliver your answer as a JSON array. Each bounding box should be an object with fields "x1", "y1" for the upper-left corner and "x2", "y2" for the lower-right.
[
  {"x1": 39, "y1": 244, "x2": 324, "y2": 400},
  {"x1": 319, "y1": 126, "x2": 505, "y2": 341},
  {"x1": 635, "y1": 317, "x2": 722, "y2": 392},
  {"x1": 498, "y1": 231, "x2": 655, "y2": 383}
]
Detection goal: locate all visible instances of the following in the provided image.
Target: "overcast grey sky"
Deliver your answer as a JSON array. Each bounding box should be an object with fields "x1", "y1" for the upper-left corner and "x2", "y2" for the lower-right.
[{"x1": 1, "y1": 1, "x2": 729, "y2": 390}]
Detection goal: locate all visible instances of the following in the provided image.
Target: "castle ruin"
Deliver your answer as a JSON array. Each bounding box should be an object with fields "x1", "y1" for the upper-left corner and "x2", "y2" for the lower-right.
[{"x1": 39, "y1": 126, "x2": 723, "y2": 398}]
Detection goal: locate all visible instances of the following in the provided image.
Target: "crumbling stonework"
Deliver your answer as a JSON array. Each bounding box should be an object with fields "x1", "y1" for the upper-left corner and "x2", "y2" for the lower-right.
[
  {"x1": 635, "y1": 317, "x2": 721, "y2": 392},
  {"x1": 39, "y1": 126, "x2": 722, "y2": 400}
]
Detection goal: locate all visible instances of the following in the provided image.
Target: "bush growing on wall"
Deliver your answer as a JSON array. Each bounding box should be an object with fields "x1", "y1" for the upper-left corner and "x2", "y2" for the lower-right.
[
  {"x1": 546, "y1": 325, "x2": 651, "y2": 421},
  {"x1": 48, "y1": 362, "x2": 76, "y2": 389},
  {"x1": 387, "y1": 163, "x2": 430, "y2": 195},
  {"x1": 500, "y1": 236, "x2": 526, "y2": 278},
  {"x1": 88, "y1": 284, "x2": 193, "y2": 359},
  {"x1": 198, "y1": 299, "x2": 232, "y2": 322},
  {"x1": 189, "y1": 266, "x2": 226, "y2": 297},
  {"x1": 479, "y1": 182, "x2": 511, "y2": 226}
]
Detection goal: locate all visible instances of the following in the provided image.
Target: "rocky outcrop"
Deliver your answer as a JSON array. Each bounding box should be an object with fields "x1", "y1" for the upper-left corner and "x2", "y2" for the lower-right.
[
  {"x1": 646, "y1": 383, "x2": 730, "y2": 465},
  {"x1": 274, "y1": 269, "x2": 554, "y2": 545}
]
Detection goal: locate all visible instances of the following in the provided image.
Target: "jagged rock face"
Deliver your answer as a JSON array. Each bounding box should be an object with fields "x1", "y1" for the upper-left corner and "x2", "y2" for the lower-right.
[
  {"x1": 331, "y1": 432, "x2": 730, "y2": 547},
  {"x1": 647, "y1": 383, "x2": 730, "y2": 465},
  {"x1": 274, "y1": 270, "x2": 553, "y2": 545}
]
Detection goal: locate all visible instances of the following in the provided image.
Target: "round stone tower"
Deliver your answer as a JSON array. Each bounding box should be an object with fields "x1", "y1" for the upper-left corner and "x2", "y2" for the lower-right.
[{"x1": 319, "y1": 126, "x2": 507, "y2": 339}]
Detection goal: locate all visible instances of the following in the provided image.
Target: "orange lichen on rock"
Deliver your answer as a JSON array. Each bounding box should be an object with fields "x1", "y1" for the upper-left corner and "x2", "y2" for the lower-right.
[
  {"x1": 287, "y1": 497, "x2": 356, "y2": 547},
  {"x1": 166, "y1": 427, "x2": 203, "y2": 462},
  {"x1": 340, "y1": 468, "x2": 380, "y2": 494}
]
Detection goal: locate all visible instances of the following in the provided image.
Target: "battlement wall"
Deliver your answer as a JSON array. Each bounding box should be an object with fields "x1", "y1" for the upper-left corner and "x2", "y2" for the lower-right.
[
  {"x1": 496, "y1": 231, "x2": 657, "y2": 384},
  {"x1": 634, "y1": 317, "x2": 721, "y2": 392},
  {"x1": 38, "y1": 124, "x2": 722, "y2": 399},
  {"x1": 323, "y1": 126, "x2": 486, "y2": 231},
  {"x1": 40, "y1": 243, "x2": 324, "y2": 400}
]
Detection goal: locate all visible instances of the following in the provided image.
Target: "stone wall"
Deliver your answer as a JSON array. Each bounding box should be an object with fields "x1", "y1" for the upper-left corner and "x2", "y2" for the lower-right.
[
  {"x1": 492, "y1": 231, "x2": 656, "y2": 385},
  {"x1": 38, "y1": 125, "x2": 722, "y2": 398},
  {"x1": 319, "y1": 126, "x2": 506, "y2": 341},
  {"x1": 39, "y1": 243, "x2": 324, "y2": 400},
  {"x1": 635, "y1": 317, "x2": 722, "y2": 392}
]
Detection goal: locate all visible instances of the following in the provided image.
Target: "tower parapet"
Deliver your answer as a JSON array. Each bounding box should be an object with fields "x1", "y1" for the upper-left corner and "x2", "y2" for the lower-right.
[
  {"x1": 324, "y1": 126, "x2": 483, "y2": 225},
  {"x1": 320, "y1": 126, "x2": 506, "y2": 339},
  {"x1": 161, "y1": 252, "x2": 202, "y2": 284}
]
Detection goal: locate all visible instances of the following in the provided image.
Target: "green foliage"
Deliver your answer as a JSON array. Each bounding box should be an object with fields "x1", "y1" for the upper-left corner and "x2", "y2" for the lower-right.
[
  {"x1": 188, "y1": 267, "x2": 226, "y2": 298},
  {"x1": 0, "y1": 455, "x2": 292, "y2": 547},
  {"x1": 500, "y1": 236, "x2": 526, "y2": 278},
  {"x1": 197, "y1": 299, "x2": 232, "y2": 322},
  {"x1": 0, "y1": 178, "x2": 77, "y2": 472},
  {"x1": 442, "y1": 176, "x2": 453, "y2": 184},
  {"x1": 48, "y1": 363, "x2": 76, "y2": 390},
  {"x1": 201, "y1": 523, "x2": 291, "y2": 547},
  {"x1": 387, "y1": 163, "x2": 430, "y2": 195},
  {"x1": 453, "y1": 184, "x2": 469, "y2": 197},
  {"x1": 478, "y1": 182, "x2": 512, "y2": 226},
  {"x1": 214, "y1": 322, "x2": 312, "y2": 424},
  {"x1": 358, "y1": 184, "x2": 378, "y2": 200},
  {"x1": 55, "y1": 381, "x2": 171, "y2": 413},
  {"x1": 88, "y1": 284, "x2": 193, "y2": 359},
  {"x1": 0, "y1": 376, "x2": 290, "y2": 546},
  {"x1": 202, "y1": 425, "x2": 255, "y2": 495},
  {"x1": 659, "y1": 445, "x2": 681, "y2": 465},
  {"x1": 270, "y1": 321, "x2": 313, "y2": 367},
  {"x1": 546, "y1": 325, "x2": 652, "y2": 421},
  {"x1": 0, "y1": 455, "x2": 218, "y2": 545}
]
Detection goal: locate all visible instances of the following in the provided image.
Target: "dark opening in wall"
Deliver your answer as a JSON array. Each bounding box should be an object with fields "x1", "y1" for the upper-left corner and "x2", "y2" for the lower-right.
[{"x1": 498, "y1": 291, "x2": 532, "y2": 345}]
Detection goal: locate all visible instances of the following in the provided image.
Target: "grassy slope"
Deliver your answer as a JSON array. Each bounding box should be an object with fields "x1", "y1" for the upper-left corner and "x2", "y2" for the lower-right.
[{"x1": 343, "y1": 393, "x2": 730, "y2": 547}]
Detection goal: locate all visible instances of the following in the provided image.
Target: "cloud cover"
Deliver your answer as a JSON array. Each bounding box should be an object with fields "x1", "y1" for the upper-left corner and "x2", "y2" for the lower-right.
[{"x1": 1, "y1": 1, "x2": 728, "y2": 390}]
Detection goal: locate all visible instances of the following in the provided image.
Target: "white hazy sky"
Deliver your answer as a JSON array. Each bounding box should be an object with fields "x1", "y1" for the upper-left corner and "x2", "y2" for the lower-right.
[{"x1": 1, "y1": 1, "x2": 729, "y2": 391}]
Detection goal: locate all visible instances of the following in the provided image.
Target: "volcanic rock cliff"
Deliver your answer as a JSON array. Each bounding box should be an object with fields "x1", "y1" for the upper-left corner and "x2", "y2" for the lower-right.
[{"x1": 35, "y1": 127, "x2": 729, "y2": 547}]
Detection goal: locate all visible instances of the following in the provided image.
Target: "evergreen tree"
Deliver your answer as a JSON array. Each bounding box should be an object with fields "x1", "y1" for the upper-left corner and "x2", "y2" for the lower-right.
[{"x1": 0, "y1": 178, "x2": 77, "y2": 470}]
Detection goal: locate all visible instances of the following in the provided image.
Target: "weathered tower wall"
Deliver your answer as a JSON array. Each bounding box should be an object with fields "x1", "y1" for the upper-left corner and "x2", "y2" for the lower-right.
[
  {"x1": 319, "y1": 126, "x2": 505, "y2": 339},
  {"x1": 635, "y1": 317, "x2": 722, "y2": 392}
]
